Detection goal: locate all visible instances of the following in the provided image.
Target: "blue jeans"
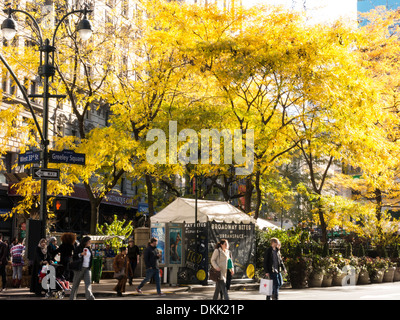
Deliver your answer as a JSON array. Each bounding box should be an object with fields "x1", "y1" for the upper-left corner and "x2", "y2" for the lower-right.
[
  {"x1": 268, "y1": 272, "x2": 283, "y2": 299},
  {"x1": 138, "y1": 268, "x2": 161, "y2": 294}
]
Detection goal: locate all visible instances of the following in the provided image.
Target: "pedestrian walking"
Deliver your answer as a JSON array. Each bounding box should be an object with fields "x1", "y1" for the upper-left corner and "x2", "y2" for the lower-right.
[
  {"x1": 127, "y1": 239, "x2": 140, "y2": 286},
  {"x1": 55, "y1": 233, "x2": 76, "y2": 281},
  {"x1": 10, "y1": 238, "x2": 25, "y2": 288},
  {"x1": 69, "y1": 236, "x2": 95, "y2": 300},
  {"x1": 47, "y1": 237, "x2": 58, "y2": 261},
  {"x1": 30, "y1": 238, "x2": 51, "y2": 296},
  {"x1": 113, "y1": 247, "x2": 133, "y2": 297},
  {"x1": 0, "y1": 233, "x2": 8, "y2": 292},
  {"x1": 136, "y1": 237, "x2": 164, "y2": 296},
  {"x1": 221, "y1": 249, "x2": 234, "y2": 299},
  {"x1": 263, "y1": 237, "x2": 286, "y2": 300},
  {"x1": 211, "y1": 239, "x2": 233, "y2": 300}
]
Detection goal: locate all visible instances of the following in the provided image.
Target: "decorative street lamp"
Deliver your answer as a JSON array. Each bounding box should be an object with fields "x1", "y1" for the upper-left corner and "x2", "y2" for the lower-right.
[{"x1": 0, "y1": 5, "x2": 93, "y2": 239}]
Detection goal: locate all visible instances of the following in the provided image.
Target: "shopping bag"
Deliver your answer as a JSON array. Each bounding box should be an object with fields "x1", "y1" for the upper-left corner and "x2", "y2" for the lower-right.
[{"x1": 259, "y1": 278, "x2": 273, "y2": 296}]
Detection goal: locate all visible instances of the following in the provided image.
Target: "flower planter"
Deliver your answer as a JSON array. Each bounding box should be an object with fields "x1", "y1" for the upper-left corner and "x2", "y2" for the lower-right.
[
  {"x1": 371, "y1": 268, "x2": 385, "y2": 283},
  {"x1": 288, "y1": 270, "x2": 308, "y2": 289},
  {"x1": 357, "y1": 270, "x2": 370, "y2": 285},
  {"x1": 308, "y1": 272, "x2": 324, "y2": 287},
  {"x1": 321, "y1": 274, "x2": 333, "y2": 287},
  {"x1": 332, "y1": 272, "x2": 346, "y2": 286},
  {"x1": 383, "y1": 267, "x2": 396, "y2": 282},
  {"x1": 394, "y1": 267, "x2": 400, "y2": 282}
]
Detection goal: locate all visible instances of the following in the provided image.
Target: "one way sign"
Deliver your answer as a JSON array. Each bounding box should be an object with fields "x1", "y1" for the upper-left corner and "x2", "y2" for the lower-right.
[{"x1": 32, "y1": 168, "x2": 60, "y2": 181}]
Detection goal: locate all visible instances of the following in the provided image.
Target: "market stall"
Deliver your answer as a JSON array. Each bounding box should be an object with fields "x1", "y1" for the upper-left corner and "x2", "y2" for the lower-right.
[
  {"x1": 150, "y1": 198, "x2": 256, "y2": 284},
  {"x1": 85, "y1": 235, "x2": 126, "y2": 282}
]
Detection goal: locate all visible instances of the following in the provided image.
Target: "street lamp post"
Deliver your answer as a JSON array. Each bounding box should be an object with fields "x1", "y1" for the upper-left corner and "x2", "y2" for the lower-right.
[{"x1": 1, "y1": 5, "x2": 93, "y2": 239}]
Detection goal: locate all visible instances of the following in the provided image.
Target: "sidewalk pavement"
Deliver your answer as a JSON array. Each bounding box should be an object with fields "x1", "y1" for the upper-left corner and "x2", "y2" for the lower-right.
[{"x1": 0, "y1": 278, "x2": 260, "y2": 299}]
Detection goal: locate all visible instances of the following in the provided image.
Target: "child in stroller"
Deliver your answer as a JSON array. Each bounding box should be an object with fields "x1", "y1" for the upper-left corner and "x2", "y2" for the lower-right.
[{"x1": 39, "y1": 264, "x2": 69, "y2": 299}]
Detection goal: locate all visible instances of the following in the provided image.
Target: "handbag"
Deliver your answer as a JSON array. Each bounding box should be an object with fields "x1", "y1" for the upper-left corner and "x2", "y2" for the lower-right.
[
  {"x1": 209, "y1": 249, "x2": 221, "y2": 282},
  {"x1": 114, "y1": 268, "x2": 125, "y2": 280},
  {"x1": 209, "y1": 266, "x2": 221, "y2": 282},
  {"x1": 259, "y1": 278, "x2": 273, "y2": 296},
  {"x1": 69, "y1": 255, "x2": 83, "y2": 271}
]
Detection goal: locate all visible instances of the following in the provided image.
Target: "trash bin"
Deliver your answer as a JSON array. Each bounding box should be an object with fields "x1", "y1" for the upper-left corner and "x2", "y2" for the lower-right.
[{"x1": 92, "y1": 257, "x2": 103, "y2": 283}]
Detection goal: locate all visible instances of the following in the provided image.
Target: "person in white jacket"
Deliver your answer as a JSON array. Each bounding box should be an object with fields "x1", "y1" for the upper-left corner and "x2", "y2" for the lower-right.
[{"x1": 210, "y1": 239, "x2": 234, "y2": 300}]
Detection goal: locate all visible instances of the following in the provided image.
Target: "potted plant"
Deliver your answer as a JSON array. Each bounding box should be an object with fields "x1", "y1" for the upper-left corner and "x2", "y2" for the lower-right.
[
  {"x1": 383, "y1": 258, "x2": 396, "y2": 282},
  {"x1": 369, "y1": 257, "x2": 388, "y2": 283},
  {"x1": 348, "y1": 255, "x2": 360, "y2": 284},
  {"x1": 321, "y1": 256, "x2": 336, "y2": 287},
  {"x1": 390, "y1": 245, "x2": 400, "y2": 282},
  {"x1": 332, "y1": 253, "x2": 347, "y2": 286},
  {"x1": 309, "y1": 255, "x2": 324, "y2": 287},
  {"x1": 357, "y1": 257, "x2": 371, "y2": 285},
  {"x1": 286, "y1": 255, "x2": 312, "y2": 289}
]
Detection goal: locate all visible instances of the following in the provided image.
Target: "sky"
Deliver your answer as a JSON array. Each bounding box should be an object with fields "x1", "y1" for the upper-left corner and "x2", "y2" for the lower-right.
[{"x1": 239, "y1": 0, "x2": 357, "y2": 24}]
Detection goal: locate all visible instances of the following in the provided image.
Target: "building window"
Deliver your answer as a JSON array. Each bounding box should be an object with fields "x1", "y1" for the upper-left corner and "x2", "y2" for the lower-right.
[
  {"x1": 30, "y1": 80, "x2": 37, "y2": 102},
  {"x1": 120, "y1": 178, "x2": 126, "y2": 194}
]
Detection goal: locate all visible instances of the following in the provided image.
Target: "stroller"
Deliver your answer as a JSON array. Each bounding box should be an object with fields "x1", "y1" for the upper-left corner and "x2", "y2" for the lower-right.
[{"x1": 39, "y1": 264, "x2": 70, "y2": 299}]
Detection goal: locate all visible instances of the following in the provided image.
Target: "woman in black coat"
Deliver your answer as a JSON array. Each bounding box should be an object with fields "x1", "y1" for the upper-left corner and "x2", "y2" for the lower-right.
[
  {"x1": 54, "y1": 233, "x2": 76, "y2": 281},
  {"x1": 30, "y1": 238, "x2": 51, "y2": 296},
  {"x1": 263, "y1": 238, "x2": 286, "y2": 300}
]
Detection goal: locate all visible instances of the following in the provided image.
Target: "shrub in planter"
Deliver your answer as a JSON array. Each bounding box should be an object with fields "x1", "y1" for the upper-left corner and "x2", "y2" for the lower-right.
[
  {"x1": 391, "y1": 257, "x2": 400, "y2": 282},
  {"x1": 348, "y1": 256, "x2": 360, "y2": 283},
  {"x1": 369, "y1": 257, "x2": 388, "y2": 283},
  {"x1": 332, "y1": 253, "x2": 347, "y2": 286},
  {"x1": 321, "y1": 256, "x2": 336, "y2": 287},
  {"x1": 286, "y1": 256, "x2": 312, "y2": 289},
  {"x1": 390, "y1": 246, "x2": 400, "y2": 282},
  {"x1": 383, "y1": 259, "x2": 396, "y2": 282},
  {"x1": 357, "y1": 257, "x2": 371, "y2": 285},
  {"x1": 309, "y1": 255, "x2": 324, "y2": 287}
]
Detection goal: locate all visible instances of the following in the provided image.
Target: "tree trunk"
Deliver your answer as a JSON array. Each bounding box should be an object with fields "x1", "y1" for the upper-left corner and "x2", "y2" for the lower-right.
[
  {"x1": 374, "y1": 188, "x2": 384, "y2": 252},
  {"x1": 254, "y1": 170, "x2": 261, "y2": 220},
  {"x1": 90, "y1": 202, "x2": 100, "y2": 235},
  {"x1": 244, "y1": 176, "x2": 254, "y2": 213},
  {"x1": 145, "y1": 174, "x2": 155, "y2": 217},
  {"x1": 317, "y1": 199, "x2": 327, "y2": 244}
]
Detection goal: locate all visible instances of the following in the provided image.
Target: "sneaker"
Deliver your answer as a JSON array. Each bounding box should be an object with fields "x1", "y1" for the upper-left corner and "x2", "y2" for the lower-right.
[
  {"x1": 136, "y1": 287, "x2": 143, "y2": 294},
  {"x1": 158, "y1": 292, "x2": 166, "y2": 296}
]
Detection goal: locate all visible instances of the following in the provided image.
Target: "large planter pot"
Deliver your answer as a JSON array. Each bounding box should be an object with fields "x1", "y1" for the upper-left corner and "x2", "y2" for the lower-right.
[
  {"x1": 383, "y1": 267, "x2": 396, "y2": 282},
  {"x1": 332, "y1": 272, "x2": 347, "y2": 286},
  {"x1": 357, "y1": 270, "x2": 370, "y2": 285},
  {"x1": 371, "y1": 268, "x2": 385, "y2": 283},
  {"x1": 288, "y1": 270, "x2": 308, "y2": 289},
  {"x1": 308, "y1": 272, "x2": 324, "y2": 287},
  {"x1": 394, "y1": 267, "x2": 400, "y2": 282},
  {"x1": 321, "y1": 274, "x2": 333, "y2": 287}
]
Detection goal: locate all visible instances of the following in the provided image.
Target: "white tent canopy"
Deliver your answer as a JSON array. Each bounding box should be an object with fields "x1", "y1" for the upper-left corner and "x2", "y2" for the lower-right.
[
  {"x1": 256, "y1": 218, "x2": 281, "y2": 230},
  {"x1": 150, "y1": 197, "x2": 255, "y2": 224}
]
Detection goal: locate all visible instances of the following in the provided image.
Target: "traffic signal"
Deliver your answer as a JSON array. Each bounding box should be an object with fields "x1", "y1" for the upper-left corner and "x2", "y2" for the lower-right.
[{"x1": 54, "y1": 198, "x2": 67, "y2": 212}]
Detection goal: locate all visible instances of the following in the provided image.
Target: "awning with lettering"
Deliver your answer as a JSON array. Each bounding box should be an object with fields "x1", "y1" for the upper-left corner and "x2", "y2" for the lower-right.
[{"x1": 8, "y1": 184, "x2": 137, "y2": 209}]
